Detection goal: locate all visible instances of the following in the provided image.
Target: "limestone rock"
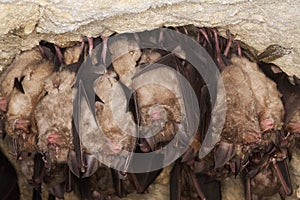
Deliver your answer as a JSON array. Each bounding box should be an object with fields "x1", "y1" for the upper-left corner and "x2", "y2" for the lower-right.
[{"x1": 0, "y1": 0, "x2": 299, "y2": 77}]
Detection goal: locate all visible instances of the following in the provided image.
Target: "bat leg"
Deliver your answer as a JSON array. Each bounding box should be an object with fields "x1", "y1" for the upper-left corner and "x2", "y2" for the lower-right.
[
  {"x1": 111, "y1": 169, "x2": 127, "y2": 198},
  {"x1": 223, "y1": 30, "x2": 233, "y2": 57},
  {"x1": 87, "y1": 37, "x2": 94, "y2": 55},
  {"x1": 214, "y1": 141, "x2": 235, "y2": 169},
  {"x1": 189, "y1": 171, "x2": 207, "y2": 200},
  {"x1": 212, "y1": 28, "x2": 226, "y2": 70},
  {"x1": 272, "y1": 160, "x2": 293, "y2": 196},
  {"x1": 199, "y1": 28, "x2": 213, "y2": 48},
  {"x1": 100, "y1": 36, "x2": 108, "y2": 65},
  {"x1": 54, "y1": 45, "x2": 64, "y2": 66},
  {"x1": 236, "y1": 40, "x2": 242, "y2": 57},
  {"x1": 170, "y1": 159, "x2": 182, "y2": 200}
]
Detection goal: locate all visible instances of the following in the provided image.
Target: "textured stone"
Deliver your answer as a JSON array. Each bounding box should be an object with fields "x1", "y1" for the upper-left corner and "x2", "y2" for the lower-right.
[
  {"x1": 0, "y1": 0, "x2": 299, "y2": 77},
  {"x1": 0, "y1": 0, "x2": 300, "y2": 199}
]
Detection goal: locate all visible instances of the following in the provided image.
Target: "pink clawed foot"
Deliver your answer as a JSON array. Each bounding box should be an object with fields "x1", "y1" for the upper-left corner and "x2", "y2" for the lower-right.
[
  {"x1": 212, "y1": 28, "x2": 226, "y2": 70},
  {"x1": 260, "y1": 118, "x2": 274, "y2": 132},
  {"x1": 236, "y1": 40, "x2": 242, "y2": 57},
  {"x1": 199, "y1": 28, "x2": 212, "y2": 48},
  {"x1": 223, "y1": 30, "x2": 233, "y2": 57}
]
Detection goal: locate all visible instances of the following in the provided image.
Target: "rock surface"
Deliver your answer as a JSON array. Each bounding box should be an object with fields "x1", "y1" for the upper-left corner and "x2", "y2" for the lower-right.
[{"x1": 0, "y1": 0, "x2": 299, "y2": 77}]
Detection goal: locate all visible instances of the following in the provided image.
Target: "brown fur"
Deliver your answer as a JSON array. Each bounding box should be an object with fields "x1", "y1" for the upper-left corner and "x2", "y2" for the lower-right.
[
  {"x1": 34, "y1": 69, "x2": 75, "y2": 164},
  {"x1": 133, "y1": 67, "x2": 183, "y2": 149},
  {"x1": 5, "y1": 54, "x2": 54, "y2": 154},
  {"x1": 94, "y1": 72, "x2": 136, "y2": 155},
  {"x1": 109, "y1": 37, "x2": 141, "y2": 87},
  {"x1": 233, "y1": 56, "x2": 284, "y2": 131}
]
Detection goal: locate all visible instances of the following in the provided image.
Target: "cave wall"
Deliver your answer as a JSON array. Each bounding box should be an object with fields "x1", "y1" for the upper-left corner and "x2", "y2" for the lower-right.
[{"x1": 0, "y1": 0, "x2": 299, "y2": 77}]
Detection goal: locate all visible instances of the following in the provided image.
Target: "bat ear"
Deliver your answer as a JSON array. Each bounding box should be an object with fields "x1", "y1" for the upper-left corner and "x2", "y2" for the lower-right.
[
  {"x1": 214, "y1": 141, "x2": 235, "y2": 169},
  {"x1": 13, "y1": 76, "x2": 25, "y2": 94}
]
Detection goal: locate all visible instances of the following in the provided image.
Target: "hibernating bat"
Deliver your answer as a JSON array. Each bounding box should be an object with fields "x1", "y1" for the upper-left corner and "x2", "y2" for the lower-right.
[
  {"x1": 5, "y1": 47, "x2": 55, "y2": 160},
  {"x1": 0, "y1": 48, "x2": 47, "y2": 138}
]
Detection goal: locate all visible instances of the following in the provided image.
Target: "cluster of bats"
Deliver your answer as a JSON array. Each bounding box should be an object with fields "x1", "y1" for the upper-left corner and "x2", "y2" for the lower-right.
[{"x1": 0, "y1": 25, "x2": 299, "y2": 200}]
